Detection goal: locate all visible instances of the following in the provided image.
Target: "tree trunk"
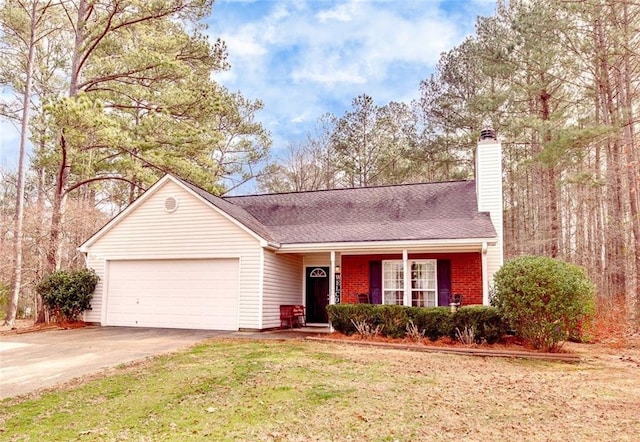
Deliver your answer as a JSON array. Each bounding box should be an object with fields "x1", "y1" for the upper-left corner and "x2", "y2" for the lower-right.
[
  {"x1": 593, "y1": 11, "x2": 627, "y2": 299},
  {"x1": 46, "y1": 133, "x2": 70, "y2": 275},
  {"x1": 619, "y1": 1, "x2": 640, "y2": 324},
  {"x1": 35, "y1": 167, "x2": 47, "y2": 323},
  {"x1": 44, "y1": 0, "x2": 87, "y2": 278},
  {"x1": 4, "y1": 0, "x2": 38, "y2": 327}
]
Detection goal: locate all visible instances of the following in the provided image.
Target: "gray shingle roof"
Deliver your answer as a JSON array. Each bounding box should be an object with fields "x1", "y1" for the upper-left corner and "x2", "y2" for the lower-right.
[{"x1": 222, "y1": 180, "x2": 497, "y2": 245}]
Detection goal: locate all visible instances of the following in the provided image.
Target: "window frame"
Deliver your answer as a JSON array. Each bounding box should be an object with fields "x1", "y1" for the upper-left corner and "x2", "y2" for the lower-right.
[
  {"x1": 382, "y1": 261, "x2": 404, "y2": 305},
  {"x1": 382, "y1": 259, "x2": 438, "y2": 307}
]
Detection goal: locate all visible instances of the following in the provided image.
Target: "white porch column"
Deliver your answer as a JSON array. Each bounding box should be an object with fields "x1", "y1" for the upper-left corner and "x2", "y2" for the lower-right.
[
  {"x1": 329, "y1": 250, "x2": 336, "y2": 305},
  {"x1": 403, "y1": 249, "x2": 410, "y2": 306},
  {"x1": 481, "y1": 242, "x2": 489, "y2": 305}
]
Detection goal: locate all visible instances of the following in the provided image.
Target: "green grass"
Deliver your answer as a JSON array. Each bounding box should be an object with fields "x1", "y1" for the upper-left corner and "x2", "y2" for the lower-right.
[{"x1": 1, "y1": 339, "x2": 639, "y2": 441}]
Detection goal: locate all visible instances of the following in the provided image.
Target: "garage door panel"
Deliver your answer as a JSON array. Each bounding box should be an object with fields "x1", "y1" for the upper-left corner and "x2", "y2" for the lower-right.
[{"x1": 106, "y1": 259, "x2": 239, "y2": 330}]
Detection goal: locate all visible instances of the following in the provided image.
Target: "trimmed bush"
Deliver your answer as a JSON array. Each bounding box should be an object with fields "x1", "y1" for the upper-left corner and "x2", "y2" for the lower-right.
[
  {"x1": 326, "y1": 304, "x2": 375, "y2": 335},
  {"x1": 450, "y1": 306, "x2": 507, "y2": 344},
  {"x1": 36, "y1": 269, "x2": 99, "y2": 322},
  {"x1": 371, "y1": 305, "x2": 409, "y2": 338},
  {"x1": 407, "y1": 307, "x2": 452, "y2": 341},
  {"x1": 492, "y1": 256, "x2": 595, "y2": 352},
  {"x1": 328, "y1": 304, "x2": 504, "y2": 343}
]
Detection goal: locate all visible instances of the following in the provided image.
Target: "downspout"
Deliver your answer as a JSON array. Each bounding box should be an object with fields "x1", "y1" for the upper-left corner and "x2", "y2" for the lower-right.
[{"x1": 481, "y1": 242, "x2": 489, "y2": 305}]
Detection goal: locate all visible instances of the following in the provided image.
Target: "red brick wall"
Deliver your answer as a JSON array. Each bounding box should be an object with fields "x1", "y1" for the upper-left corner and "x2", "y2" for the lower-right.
[
  {"x1": 341, "y1": 254, "x2": 401, "y2": 304},
  {"x1": 340, "y1": 252, "x2": 483, "y2": 305}
]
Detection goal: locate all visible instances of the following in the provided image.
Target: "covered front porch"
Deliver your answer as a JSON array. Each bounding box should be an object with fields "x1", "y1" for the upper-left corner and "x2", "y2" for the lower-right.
[{"x1": 277, "y1": 240, "x2": 494, "y2": 326}]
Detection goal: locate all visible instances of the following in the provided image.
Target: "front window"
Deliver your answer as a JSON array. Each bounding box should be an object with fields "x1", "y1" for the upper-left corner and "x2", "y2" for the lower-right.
[
  {"x1": 382, "y1": 261, "x2": 404, "y2": 305},
  {"x1": 410, "y1": 261, "x2": 437, "y2": 307},
  {"x1": 382, "y1": 260, "x2": 437, "y2": 306}
]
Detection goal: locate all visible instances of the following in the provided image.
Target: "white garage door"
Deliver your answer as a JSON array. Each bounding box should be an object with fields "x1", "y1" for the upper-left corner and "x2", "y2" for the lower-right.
[{"x1": 105, "y1": 259, "x2": 239, "y2": 330}]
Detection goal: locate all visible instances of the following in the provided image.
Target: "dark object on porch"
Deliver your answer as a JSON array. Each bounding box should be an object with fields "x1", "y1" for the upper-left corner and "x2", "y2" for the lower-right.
[
  {"x1": 451, "y1": 293, "x2": 462, "y2": 306},
  {"x1": 280, "y1": 305, "x2": 306, "y2": 328},
  {"x1": 357, "y1": 293, "x2": 370, "y2": 304}
]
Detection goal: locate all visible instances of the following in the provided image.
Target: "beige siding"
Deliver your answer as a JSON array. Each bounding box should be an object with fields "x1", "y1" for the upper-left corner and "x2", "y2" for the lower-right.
[
  {"x1": 303, "y1": 253, "x2": 331, "y2": 267},
  {"x1": 84, "y1": 258, "x2": 105, "y2": 323},
  {"x1": 262, "y1": 251, "x2": 303, "y2": 328},
  {"x1": 84, "y1": 180, "x2": 262, "y2": 329}
]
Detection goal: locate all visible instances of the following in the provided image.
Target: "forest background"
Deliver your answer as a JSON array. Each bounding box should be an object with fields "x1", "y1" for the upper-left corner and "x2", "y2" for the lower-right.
[{"x1": 1, "y1": 0, "x2": 638, "y2": 329}]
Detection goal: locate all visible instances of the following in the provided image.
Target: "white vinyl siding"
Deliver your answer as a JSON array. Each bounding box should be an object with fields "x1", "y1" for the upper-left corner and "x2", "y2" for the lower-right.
[
  {"x1": 84, "y1": 258, "x2": 105, "y2": 322},
  {"x1": 84, "y1": 180, "x2": 262, "y2": 329},
  {"x1": 262, "y1": 251, "x2": 303, "y2": 328},
  {"x1": 303, "y1": 253, "x2": 331, "y2": 267}
]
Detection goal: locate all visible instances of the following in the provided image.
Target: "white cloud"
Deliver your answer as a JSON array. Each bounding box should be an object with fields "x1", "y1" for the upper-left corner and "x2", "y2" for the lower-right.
[
  {"x1": 223, "y1": 31, "x2": 267, "y2": 59},
  {"x1": 317, "y1": 2, "x2": 357, "y2": 22},
  {"x1": 291, "y1": 111, "x2": 311, "y2": 124},
  {"x1": 291, "y1": 54, "x2": 367, "y2": 86},
  {"x1": 206, "y1": 0, "x2": 495, "y2": 154},
  {"x1": 286, "y1": 4, "x2": 460, "y2": 89}
]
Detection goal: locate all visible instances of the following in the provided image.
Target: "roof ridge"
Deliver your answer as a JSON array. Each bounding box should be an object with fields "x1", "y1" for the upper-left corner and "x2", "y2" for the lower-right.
[
  {"x1": 224, "y1": 179, "x2": 473, "y2": 199},
  {"x1": 165, "y1": 174, "x2": 494, "y2": 245}
]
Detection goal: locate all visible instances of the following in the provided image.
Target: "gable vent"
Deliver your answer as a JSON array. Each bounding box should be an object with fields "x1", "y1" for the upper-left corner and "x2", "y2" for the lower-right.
[{"x1": 164, "y1": 196, "x2": 178, "y2": 213}]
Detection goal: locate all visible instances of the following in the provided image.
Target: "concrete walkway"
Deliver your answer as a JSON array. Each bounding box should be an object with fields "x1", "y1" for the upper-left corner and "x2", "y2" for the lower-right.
[{"x1": 0, "y1": 326, "x2": 327, "y2": 400}]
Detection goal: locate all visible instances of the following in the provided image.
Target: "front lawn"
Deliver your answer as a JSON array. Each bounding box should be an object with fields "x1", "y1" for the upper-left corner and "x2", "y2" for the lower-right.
[{"x1": 1, "y1": 339, "x2": 639, "y2": 441}]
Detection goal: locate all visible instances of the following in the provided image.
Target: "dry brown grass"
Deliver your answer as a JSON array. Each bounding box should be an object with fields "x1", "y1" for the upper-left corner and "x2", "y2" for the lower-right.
[{"x1": 2, "y1": 338, "x2": 640, "y2": 441}]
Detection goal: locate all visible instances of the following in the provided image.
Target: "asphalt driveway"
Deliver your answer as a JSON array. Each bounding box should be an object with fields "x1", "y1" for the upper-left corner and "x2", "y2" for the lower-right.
[{"x1": 0, "y1": 326, "x2": 227, "y2": 399}]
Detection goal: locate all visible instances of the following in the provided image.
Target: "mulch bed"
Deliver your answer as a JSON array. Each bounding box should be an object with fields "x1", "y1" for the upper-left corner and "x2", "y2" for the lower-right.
[
  {"x1": 1, "y1": 320, "x2": 88, "y2": 336},
  {"x1": 308, "y1": 333, "x2": 582, "y2": 362},
  {"x1": 3, "y1": 320, "x2": 580, "y2": 362}
]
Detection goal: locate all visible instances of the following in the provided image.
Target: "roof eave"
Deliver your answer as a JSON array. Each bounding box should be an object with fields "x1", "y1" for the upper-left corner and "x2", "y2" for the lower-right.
[
  {"x1": 263, "y1": 241, "x2": 281, "y2": 250},
  {"x1": 275, "y1": 237, "x2": 498, "y2": 253},
  {"x1": 80, "y1": 174, "x2": 275, "y2": 252}
]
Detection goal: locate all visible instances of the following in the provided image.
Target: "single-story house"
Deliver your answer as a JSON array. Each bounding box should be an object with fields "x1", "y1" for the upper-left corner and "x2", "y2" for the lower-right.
[{"x1": 79, "y1": 132, "x2": 503, "y2": 331}]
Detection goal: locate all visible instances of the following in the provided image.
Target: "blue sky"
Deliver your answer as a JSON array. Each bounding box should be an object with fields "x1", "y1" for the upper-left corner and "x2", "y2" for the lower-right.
[
  {"x1": 0, "y1": 0, "x2": 496, "y2": 170},
  {"x1": 206, "y1": 0, "x2": 496, "y2": 154}
]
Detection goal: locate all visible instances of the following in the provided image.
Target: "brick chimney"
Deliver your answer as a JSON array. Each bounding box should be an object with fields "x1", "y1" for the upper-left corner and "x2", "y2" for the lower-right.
[{"x1": 476, "y1": 129, "x2": 503, "y2": 304}]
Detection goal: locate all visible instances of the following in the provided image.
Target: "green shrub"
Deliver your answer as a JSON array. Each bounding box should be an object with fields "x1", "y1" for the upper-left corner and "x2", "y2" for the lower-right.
[
  {"x1": 407, "y1": 307, "x2": 452, "y2": 341},
  {"x1": 327, "y1": 304, "x2": 375, "y2": 335},
  {"x1": 492, "y1": 256, "x2": 595, "y2": 352},
  {"x1": 328, "y1": 304, "x2": 506, "y2": 344},
  {"x1": 36, "y1": 269, "x2": 99, "y2": 322},
  {"x1": 371, "y1": 305, "x2": 409, "y2": 338},
  {"x1": 450, "y1": 306, "x2": 507, "y2": 344}
]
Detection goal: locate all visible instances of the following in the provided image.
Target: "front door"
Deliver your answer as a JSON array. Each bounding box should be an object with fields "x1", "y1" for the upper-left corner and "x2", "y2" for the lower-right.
[{"x1": 305, "y1": 267, "x2": 330, "y2": 323}]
